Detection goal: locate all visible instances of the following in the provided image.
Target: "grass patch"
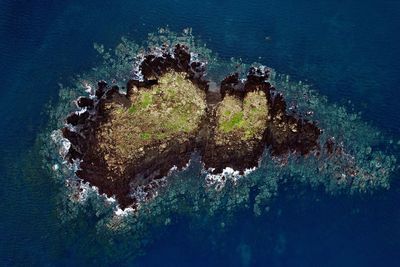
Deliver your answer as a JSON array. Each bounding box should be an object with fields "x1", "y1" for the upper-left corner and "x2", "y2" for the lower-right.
[
  {"x1": 140, "y1": 92, "x2": 153, "y2": 108},
  {"x1": 129, "y1": 91, "x2": 153, "y2": 113},
  {"x1": 165, "y1": 111, "x2": 192, "y2": 132},
  {"x1": 128, "y1": 105, "x2": 137, "y2": 113},
  {"x1": 139, "y1": 132, "x2": 151, "y2": 140},
  {"x1": 216, "y1": 92, "x2": 268, "y2": 142},
  {"x1": 220, "y1": 111, "x2": 244, "y2": 132}
]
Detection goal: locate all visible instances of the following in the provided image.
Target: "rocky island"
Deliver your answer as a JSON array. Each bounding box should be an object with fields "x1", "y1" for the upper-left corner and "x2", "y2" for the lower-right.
[{"x1": 62, "y1": 44, "x2": 323, "y2": 209}]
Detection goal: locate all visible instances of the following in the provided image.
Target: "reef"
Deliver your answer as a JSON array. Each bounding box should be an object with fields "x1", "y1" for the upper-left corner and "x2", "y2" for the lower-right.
[{"x1": 61, "y1": 44, "x2": 323, "y2": 209}]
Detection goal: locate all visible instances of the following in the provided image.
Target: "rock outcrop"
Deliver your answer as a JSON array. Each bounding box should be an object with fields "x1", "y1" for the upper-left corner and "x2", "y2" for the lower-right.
[{"x1": 62, "y1": 44, "x2": 321, "y2": 209}]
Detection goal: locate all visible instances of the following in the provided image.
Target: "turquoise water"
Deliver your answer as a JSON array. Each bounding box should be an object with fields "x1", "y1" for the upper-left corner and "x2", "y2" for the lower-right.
[{"x1": 1, "y1": 0, "x2": 399, "y2": 266}]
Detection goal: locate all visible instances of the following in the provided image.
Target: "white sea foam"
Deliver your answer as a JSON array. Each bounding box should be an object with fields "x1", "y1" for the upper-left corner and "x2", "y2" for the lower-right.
[
  {"x1": 115, "y1": 207, "x2": 135, "y2": 216},
  {"x1": 51, "y1": 130, "x2": 71, "y2": 159},
  {"x1": 205, "y1": 166, "x2": 257, "y2": 190},
  {"x1": 77, "y1": 107, "x2": 87, "y2": 115},
  {"x1": 131, "y1": 54, "x2": 145, "y2": 81},
  {"x1": 168, "y1": 165, "x2": 178, "y2": 173},
  {"x1": 52, "y1": 164, "x2": 59, "y2": 171},
  {"x1": 190, "y1": 52, "x2": 199, "y2": 62},
  {"x1": 105, "y1": 195, "x2": 117, "y2": 204},
  {"x1": 66, "y1": 180, "x2": 94, "y2": 203},
  {"x1": 244, "y1": 167, "x2": 256, "y2": 176},
  {"x1": 83, "y1": 82, "x2": 93, "y2": 94}
]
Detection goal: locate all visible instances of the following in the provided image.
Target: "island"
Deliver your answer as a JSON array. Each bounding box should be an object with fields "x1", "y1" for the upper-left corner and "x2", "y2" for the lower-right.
[{"x1": 62, "y1": 44, "x2": 322, "y2": 209}]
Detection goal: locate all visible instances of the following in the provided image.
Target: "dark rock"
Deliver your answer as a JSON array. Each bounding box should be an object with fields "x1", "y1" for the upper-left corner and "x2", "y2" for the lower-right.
[
  {"x1": 137, "y1": 44, "x2": 209, "y2": 92},
  {"x1": 270, "y1": 93, "x2": 286, "y2": 117},
  {"x1": 220, "y1": 68, "x2": 271, "y2": 100},
  {"x1": 246, "y1": 66, "x2": 269, "y2": 84},
  {"x1": 174, "y1": 44, "x2": 190, "y2": 70},
  {"x1": 325, "y1": 138, "x2": 335, "y2": 155},
  {"x1": 96, "y1": 80, "x2": 107, "y2": 98},
  {"x1": 65, "y1": 147, "x2": 83, "y2": 163},
  {"x1": 66, "y1": 111, "x2": 89, "y2": 126},
  {"x1": 106, "y1": 85, "x2": 120, "y2": 98},
  {"x1": 244, "y1": 67, "x2": 271, "y2": 95},
  {"x1": 77, "y1": 97, "x2": 94, "y2": 108},
  {"x1": 66, "y1": 113, "x2": 79, "y2": 125},
  {"x1": 220, "y1": 73, "x2": 240, "y2": 98},
  {"x1": 61, "y1": 127, "x2": 87, "y2": 152},
  {"x1": 296, "y1": 120, "x2": 321, "y2": 155}
]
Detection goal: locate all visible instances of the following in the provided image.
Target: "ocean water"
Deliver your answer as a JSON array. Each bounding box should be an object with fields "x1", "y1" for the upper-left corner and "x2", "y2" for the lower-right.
[{"x1": 1, "y1": 0, "x2": 399, "y2": 266}]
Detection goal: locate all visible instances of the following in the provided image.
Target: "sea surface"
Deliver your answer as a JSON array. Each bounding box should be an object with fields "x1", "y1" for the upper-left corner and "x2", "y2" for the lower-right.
[{"x1": 1, "y1": 0, "x2": 399, "y2": 266}]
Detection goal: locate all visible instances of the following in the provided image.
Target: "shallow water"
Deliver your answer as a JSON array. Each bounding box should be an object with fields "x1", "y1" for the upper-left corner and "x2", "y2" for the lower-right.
[{"x1": 1, "y1": 0, "x2": 399, "y2": 266}]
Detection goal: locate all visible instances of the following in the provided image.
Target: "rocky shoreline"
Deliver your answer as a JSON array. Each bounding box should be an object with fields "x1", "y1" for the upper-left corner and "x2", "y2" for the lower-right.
[{"x1": 62, "y1": 44, "x2": 322, "y2": 209}]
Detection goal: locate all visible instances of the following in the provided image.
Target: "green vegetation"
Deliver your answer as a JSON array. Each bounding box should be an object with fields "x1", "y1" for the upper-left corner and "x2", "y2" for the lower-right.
[
  {"x1": 139, "y1": 132, "x2": 151, "y2": 140},
  {"x1": 128, "y1": 91, "x2": 153, "y2": 113},
  {"x1": 220, "y1": 111, "x2": 244, "y2": 132},
  {"x1": 216, "y1": 92, "x2": 268, "y2": 143},
  {"x1": 95, "y1": 71, "x2": 207, "y2": 171}
]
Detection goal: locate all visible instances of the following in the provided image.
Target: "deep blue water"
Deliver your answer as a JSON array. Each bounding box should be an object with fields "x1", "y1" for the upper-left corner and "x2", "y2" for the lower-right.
[{"x1": 1, "y1": 0, "x2": 399, "y2": 266}]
